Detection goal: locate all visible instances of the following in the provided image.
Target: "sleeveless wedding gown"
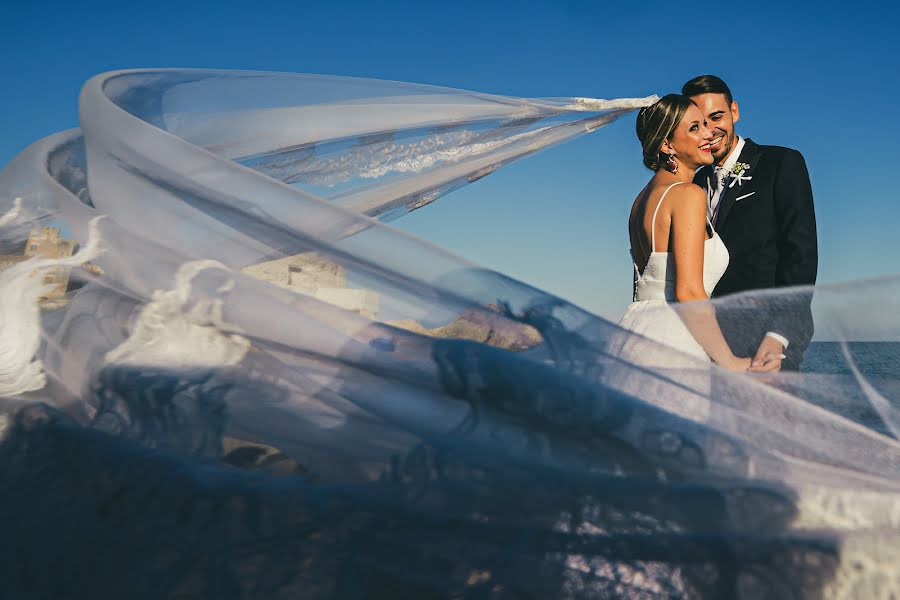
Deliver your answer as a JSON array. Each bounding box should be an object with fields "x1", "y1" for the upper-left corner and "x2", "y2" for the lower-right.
[
  {"x1": 600, "y1": 182, "x2": 730, "y2": 423},
  {"x1": 615, "y1": 181, "x2": 730, "y2": 367}
]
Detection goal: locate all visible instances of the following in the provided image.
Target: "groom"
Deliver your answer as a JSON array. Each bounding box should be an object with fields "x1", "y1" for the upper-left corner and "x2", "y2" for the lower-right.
[{"x1": 682, "y1": 75, "x2": 818, "y2": 371}]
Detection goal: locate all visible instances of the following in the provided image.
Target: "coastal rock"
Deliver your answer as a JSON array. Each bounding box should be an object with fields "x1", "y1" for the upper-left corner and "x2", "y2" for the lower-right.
[{"x1": 389, "y1": 306, "x2": 542, "y2": 352}]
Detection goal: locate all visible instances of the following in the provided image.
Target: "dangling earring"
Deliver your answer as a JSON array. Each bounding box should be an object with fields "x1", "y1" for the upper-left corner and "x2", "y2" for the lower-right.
[{"x1": 666, "y1": 152, "x2": 678, "y2": 174}]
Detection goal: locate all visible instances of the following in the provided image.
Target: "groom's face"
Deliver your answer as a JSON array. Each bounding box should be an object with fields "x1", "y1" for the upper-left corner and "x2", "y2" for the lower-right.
[{"x1": 690, "y1": 93, "x2": 740, "y2": 165}]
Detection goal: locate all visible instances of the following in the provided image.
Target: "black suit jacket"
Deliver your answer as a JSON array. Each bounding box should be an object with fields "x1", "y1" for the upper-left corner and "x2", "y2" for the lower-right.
[{"x1": 694, "y1": 139, "x2": 818, "y2": 369}]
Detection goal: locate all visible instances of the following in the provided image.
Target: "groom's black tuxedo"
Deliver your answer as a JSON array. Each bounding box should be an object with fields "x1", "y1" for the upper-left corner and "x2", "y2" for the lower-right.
[{"x1": 694, "y1": 138, "x2": 818, "y2": 370}]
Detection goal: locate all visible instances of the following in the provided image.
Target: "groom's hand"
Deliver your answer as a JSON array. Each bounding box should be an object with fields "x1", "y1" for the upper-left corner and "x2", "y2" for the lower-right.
[{"x1": 749, "y1": 337, "x2": 784, "y2": 372}]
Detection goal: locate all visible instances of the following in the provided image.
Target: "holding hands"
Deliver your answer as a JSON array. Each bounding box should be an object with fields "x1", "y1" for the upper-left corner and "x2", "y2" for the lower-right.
[
  {"x1": 719, "y1": 338, "x2": 784, "y2": 373},
  {"x1": 749, "y1": 336, "x2": 785, "y2": 372}
]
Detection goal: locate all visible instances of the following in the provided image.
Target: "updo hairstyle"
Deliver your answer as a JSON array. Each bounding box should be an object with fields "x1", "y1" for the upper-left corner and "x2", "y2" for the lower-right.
[{"x1": 635, "y1": 94, "x2": 694, "y2": 171}]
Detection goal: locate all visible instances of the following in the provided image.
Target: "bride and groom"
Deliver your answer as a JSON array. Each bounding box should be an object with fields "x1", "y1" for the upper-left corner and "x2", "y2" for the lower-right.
[{"x1": 618, "y1": 75, "x2": 817, "y2": 373}]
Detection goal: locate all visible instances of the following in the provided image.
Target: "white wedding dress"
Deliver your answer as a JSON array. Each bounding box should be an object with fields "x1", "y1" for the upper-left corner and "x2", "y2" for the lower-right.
[{"x1": 614, "y1": 181, "x2": 730, "y2": 367}]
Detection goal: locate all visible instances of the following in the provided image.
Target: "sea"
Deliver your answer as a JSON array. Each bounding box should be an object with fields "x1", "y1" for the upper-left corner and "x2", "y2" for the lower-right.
[
  {"x1": 798, "y1": 341, "x2": 900, "y2": 435},
  {"x1": 802, "y1": 341, "x2": 900, "y2": 377}
]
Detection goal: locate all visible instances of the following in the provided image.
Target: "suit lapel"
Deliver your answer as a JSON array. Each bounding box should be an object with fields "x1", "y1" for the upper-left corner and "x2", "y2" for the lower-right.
[
  {"x1": 694, "y1": 164, "x2": 714, "y2": 192},
  {"x1": 715, "y1": 138, "x2": 762, "y2": 229}
]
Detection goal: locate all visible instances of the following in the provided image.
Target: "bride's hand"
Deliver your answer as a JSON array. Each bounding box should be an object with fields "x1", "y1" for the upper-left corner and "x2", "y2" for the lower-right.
[{"x1": 721, "y1": 356, "x2": 752, "y2": 372}]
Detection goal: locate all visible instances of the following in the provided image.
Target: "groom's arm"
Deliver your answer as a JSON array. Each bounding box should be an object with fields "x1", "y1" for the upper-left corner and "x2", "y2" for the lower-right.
[{"x1": 770, "y1": 149, "x2": 818, "y2": 356}]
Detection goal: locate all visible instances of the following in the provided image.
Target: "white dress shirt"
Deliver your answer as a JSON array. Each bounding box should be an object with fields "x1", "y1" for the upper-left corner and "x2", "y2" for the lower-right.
[{"x1": 709, "y1": 136, "x2": 745, "y2": 222}]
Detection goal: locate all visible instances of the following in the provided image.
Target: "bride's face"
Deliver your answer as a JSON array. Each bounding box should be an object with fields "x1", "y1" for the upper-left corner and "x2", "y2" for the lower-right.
[{"x1": 665, "y1": 104, "x2": 714, "y2": 170}]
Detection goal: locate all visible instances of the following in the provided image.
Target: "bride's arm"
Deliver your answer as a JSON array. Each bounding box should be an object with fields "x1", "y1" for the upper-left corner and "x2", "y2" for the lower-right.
[{"x1": 669, "y1": 185, "x2": 750, "y2": 371}]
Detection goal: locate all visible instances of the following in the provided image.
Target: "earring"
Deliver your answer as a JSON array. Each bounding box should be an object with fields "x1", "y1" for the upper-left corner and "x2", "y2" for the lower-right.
[{"x1": 665, "y1": 152, "x2": 678, "y2": 174}]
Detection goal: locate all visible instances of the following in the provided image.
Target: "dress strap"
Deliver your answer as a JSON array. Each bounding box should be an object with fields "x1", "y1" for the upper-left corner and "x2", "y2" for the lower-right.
[{"x1": 650, "y1": 182, "x2": 685, "y2": 252}]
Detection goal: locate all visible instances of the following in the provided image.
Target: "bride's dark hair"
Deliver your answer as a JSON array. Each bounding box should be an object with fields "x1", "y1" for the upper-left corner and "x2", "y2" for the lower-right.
[{"x1": 636, "y1": 94, "x2": 694, "y2": 171}]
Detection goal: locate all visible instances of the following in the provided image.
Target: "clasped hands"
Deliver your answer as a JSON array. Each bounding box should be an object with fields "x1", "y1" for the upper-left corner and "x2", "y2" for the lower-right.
[{"x1": 748, "y1": 336, "x2": 785, "y2": 373}]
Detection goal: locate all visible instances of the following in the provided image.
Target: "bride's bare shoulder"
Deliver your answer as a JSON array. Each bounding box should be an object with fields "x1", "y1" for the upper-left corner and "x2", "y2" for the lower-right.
[
  {"x1": 632, "y1": 180, "x2": 703, "y2": 215},
  {"x1": 668, "y1": 182, "x2": 707, "y2": 211},
  {"x1": 670, "y1": 181, "x2": 706, "y2": 198}
]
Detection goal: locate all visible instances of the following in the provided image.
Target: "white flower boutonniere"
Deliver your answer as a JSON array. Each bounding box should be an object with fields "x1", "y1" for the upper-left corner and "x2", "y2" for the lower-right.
[{"x1": 727, "y1": 162, "x2": 752, "y2": 188}]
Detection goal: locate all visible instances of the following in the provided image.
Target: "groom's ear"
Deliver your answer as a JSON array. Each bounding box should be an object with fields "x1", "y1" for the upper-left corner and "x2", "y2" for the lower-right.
[{"x1": 731, "y1": 101, "x2": 740, "y2": 124}]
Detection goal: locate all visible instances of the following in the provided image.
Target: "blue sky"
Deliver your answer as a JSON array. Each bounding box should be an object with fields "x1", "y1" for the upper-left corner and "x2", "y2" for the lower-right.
[{"x1": 3, "y1": 0, "x2": 899, "y2": 318}]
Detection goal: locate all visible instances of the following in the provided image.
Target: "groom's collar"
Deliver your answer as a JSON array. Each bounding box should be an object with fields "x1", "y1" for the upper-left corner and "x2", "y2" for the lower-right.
[
  {"x1": 737, "y1": 137, "x2": 762, "y2": 164},
  {"x1": 718, "y1": 136, "x2": 746, "y2": 172}
]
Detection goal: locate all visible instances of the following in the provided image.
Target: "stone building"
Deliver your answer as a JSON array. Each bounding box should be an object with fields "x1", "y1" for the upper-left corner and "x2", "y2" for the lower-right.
[
  {"x1": 0, "y1": 226, "x2": 77, "y2": 304},
  {"x1": 241, "y1": 252, "x2": 380, "y2": 319}
]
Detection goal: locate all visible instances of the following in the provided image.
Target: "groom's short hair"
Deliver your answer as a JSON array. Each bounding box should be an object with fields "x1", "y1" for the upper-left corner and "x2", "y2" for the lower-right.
[{"x1": 682, "y1": 75, "x2": 733, "y2": 105}]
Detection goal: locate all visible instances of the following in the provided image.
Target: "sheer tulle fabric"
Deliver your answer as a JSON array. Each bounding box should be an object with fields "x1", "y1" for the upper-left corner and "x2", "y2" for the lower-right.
[{"x1": 0, "y1": 70, "x2": 898, "y2": 599}]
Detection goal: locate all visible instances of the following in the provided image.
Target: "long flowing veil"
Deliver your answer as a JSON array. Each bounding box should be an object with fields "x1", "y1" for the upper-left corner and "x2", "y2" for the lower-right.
[{"x1": 0, "y1": 69, "x2": 897, "y2": 599}]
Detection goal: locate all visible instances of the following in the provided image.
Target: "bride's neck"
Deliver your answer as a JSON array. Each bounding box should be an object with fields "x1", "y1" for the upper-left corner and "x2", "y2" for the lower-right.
[{"x1": 656, "y1": 168, "x2": 695, "y2": 184}]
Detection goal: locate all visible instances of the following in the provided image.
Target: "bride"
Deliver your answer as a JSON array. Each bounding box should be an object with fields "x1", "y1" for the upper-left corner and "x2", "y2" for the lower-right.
[{"x1": 617, "y1": 94, "x2": 751, "y2": 372}]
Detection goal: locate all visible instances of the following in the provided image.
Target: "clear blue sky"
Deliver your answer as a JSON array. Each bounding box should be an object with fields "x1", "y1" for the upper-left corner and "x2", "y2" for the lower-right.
[{"x1": 3, "y1": 0, "x2": 899, "y2": 318}]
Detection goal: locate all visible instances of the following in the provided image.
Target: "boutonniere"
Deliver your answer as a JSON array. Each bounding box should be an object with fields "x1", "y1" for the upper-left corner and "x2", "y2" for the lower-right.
[{"x1": 727, "y1": 162, "x2": 752, "y2": 188}]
